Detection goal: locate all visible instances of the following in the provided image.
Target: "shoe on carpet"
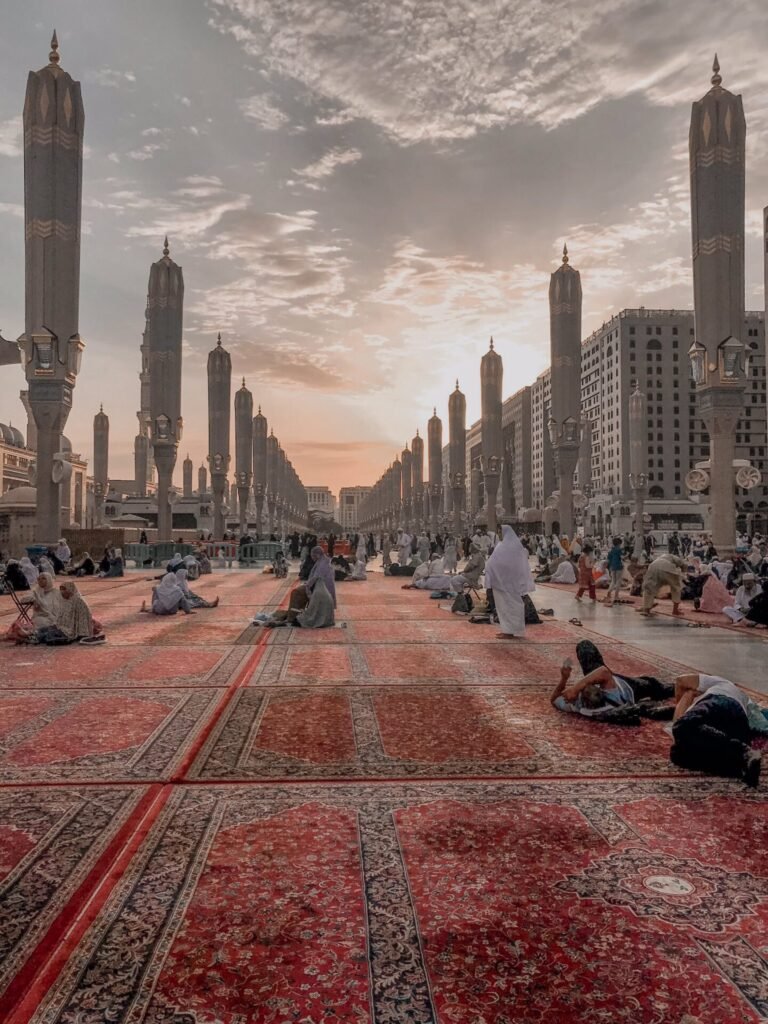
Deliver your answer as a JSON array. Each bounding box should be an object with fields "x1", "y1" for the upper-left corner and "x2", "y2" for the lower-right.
[
  {"x1": 80, "y1": 634, "x2": 106, "y2": 645},
  {"x1": 743, "y1": 751, "x2": 761, "y2": 789}
]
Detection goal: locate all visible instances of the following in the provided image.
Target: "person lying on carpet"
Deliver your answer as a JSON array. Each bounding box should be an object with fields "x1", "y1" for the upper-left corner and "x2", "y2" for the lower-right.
[
  {"x1": 550, "y1": 640, "x2": 674, "y2": 725},
  {"x1": 671, "y1": 673, "x2": 765, "y2": 787},
  {"x1": 141, "y1": 573, "x2": 195, "y2": 616}
]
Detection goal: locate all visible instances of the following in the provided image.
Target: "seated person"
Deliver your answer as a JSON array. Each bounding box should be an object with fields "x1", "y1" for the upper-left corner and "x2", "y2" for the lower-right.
[
  {"x1": 722, "y1": 573, "x2": 763, "y2": 623},
  {"x1": 548, "y1": 561, "x2": 577, "y2": 585},
  {"x1": 141, "y1": 573, "x2": 194, "y2": 615},
  {"x1": 407, "y1": 555, "x2": 444, "y2": 587},
  {"x1": 55, "y1": 538, "x2": 72, "y2": 568},
  {"x1": 349, "y1": 559, "x2": 367, "y2": 580},
  {"x1": 68, "y1": 551, "x2": 96, "y2": 577},
  {"x1": 671, "y1": 673, "x2": 762, "y2": 787},
  {"x1": 450, "y1": 544, "x2": 486, "y2": 592},
  {"x1": 46, "y1": 546, "x2": 66, "y2": 575},
  {"x1": 195, "y1": 546, "x2": 212, "y2": 575},
  {"x1": 26, "y1": 578, "x2": 103, "y2": 644},
  {"x1": 388, "y1": 554, "x2": 420, "y2": 577},
  {"x1": 31, "y1": 572, "x2": 60, "y2": 628}
]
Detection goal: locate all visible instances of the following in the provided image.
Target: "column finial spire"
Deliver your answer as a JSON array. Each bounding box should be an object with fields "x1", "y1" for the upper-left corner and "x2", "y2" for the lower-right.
[
  {"x1": 163, "y1": 235, "x2": 170, "y2": 257},
  {"x1": 216, "y1": 332, "x2": 221, "y2": 346},
  {"x1": 562, "y1": 242, "x2": 569, "y2": 264},
  {"x1": 49, "y1": 30, "x2": 60, "y2": 66},
  {"x1": 711, "y1": 53, "x2": 722, "y2": 87}
]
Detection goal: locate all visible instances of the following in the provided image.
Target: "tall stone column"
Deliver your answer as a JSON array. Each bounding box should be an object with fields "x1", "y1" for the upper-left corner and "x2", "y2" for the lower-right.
[
  {"x1": 548, "y1": 246, "x2": 582, "y2": 540},
  {"x1": 401, "y1": 444, "x2": 412, "y2": 532},
  {"x1": 689, "y1": 57, "x2": 747, "y2": 558},
  {"x1": 411, "y1": 430, "x2": 424, "y2": 532},
  {"x1": 19, "y1": 391, "x2": 37, "y2": 450},
  {"x1": 235, "y1": 378, "x2": 253, "y2": 535},
  {"x1": 427, "y1": 409, "x2": 443, "y2": 533},
  {"x1": 134, "y1": 435, "x2": 149, "y2": 497},
  {"x1": 19, "y1": 34, "x2": 84, "y2": 542},
  {"x1": 148, "y1": 238, "x2": 184, "y2": 541},
  {"x1": 93, "y1": 405, "x2": 109, "y2": 526},
  {"x1": 182, "y1": 454, "x2": 193, "y2": 498},
  {"x1": 448, "y1": 381, "x2": 467, "y2": 534},
  {"x1": 266, "y1": 431, "x2": 278, "y2": 535},
  {"x1": 253, "y1": 405, "x2": 267, "y2": 537},
  {"x1": 480, "y1": 339, "x2": 503, "y2": 533},
  {"x1": 391, "y1": 457, "x2": 403, "y2": 529},
  {"x1": 198, "y1": 465, "x2": 207, "y2": 495},
  {"x1": 628, "y1": 383, "x2": 648, "y2": 557},
  {"x1": 207, "y1": 333, "x2": 231, "y2": 539}
]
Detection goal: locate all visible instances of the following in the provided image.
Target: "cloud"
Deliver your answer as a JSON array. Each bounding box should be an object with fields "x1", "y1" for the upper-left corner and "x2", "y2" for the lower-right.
[
  {"x1": 0, "y1": 201, "x2": 23, "y2": 217},
  {"x1": 238, "y1": 93, "x2": 290, "y2": 129},
  {"x1": 0, "y1": 115, "x2": 22, "y2": 157},
  {"x1": 85, "y1": 67, "x2": 137, "y2": 88},
  {"x1": 127, "y1": 142, "x2": 168, "y2": 161},
  {"x1": 291, "y1": 147, "x2": 362, "y2": 186},
  {"x1": 210, "y1": 0, "x2": 768, "y2": 143}
]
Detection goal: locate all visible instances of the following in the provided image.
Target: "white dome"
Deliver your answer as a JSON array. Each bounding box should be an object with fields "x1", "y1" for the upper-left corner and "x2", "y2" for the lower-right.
[{"x1": 0, "y1": 485, "x2": 36, "y2": 508}]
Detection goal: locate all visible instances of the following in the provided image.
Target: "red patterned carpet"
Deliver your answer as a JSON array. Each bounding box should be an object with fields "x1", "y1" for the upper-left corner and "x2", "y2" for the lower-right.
[{"x1": 1, "y1": 569, "x2": 767, "y2": 1023}]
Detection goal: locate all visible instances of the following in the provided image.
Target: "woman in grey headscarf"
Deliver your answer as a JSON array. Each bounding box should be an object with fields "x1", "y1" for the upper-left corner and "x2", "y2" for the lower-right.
[
  {"x1": 176, "y1": 568, "x2": 219, "y2": 608},
  {"x1": 142, "y1": 573, "x2": 193, "y2": 615},
  {"x1": 19, "y1": 557, "x2": 39, "y2": 587},
  {"x1": 294, "y1": 546, "x2": 336, "y2": 628}
]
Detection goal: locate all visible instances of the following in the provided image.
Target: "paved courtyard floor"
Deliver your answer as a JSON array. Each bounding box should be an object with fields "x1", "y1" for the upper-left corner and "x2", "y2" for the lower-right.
[{"x1": 0, "y1": 568, "x2": 766, "y2": 1022}]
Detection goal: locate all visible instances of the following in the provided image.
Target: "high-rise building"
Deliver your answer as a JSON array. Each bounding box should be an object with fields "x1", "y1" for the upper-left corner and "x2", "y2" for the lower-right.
[
  {"x1": 338, "y1": 486, "x2": 372, "y2": 530},
  {"x1": 305, "y1": 486, "x2": 336, "y2": 520}
]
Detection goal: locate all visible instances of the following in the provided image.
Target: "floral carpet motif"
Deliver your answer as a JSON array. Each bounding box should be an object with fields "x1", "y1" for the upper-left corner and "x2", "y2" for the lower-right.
[
  {"x1": 22, "y1": 780, "x2": 768, "y2": 1024},
  {"x1": 0, "y1": 688, "x2": 223, "y2": 781},
  {"x1": 1, "y1": 570, "x2": 766, "y2": 1023}
]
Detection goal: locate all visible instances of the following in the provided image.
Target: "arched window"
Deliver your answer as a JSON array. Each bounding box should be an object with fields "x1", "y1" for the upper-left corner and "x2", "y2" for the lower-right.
[
  {"x1": 649, "y1": 485, "x2": 664, "y2": 498},
  {"x1": 647, "y1": 339, "x2": 662, "y2": 350}
]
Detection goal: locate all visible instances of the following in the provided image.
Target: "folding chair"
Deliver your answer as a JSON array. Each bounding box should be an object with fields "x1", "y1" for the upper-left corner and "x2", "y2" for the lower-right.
[{"x1": 2, "y1": 575, "x2": 35, "y2": 632}]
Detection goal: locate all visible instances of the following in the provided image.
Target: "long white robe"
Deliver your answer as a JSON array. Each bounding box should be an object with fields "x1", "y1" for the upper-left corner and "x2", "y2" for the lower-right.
[{"x1": 494, "y1": 589, "x2": 525, "y2": 635}]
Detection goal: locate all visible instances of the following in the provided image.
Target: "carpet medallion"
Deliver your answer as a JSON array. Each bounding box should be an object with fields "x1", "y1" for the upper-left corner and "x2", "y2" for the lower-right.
[{"x1": 22, "y1": 781, "x2": 768, "y2": 1024}]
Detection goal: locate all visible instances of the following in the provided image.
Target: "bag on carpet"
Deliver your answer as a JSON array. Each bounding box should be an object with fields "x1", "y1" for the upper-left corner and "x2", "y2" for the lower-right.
[
  {"x1": 523, "y1": 595, "x2": 542, "y2": 625},
  {"x1": 451, "y1": 592, "x2": 473, "y2": 614}
]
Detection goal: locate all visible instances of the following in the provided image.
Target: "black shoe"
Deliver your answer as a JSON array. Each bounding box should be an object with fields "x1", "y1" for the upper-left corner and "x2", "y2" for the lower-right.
[{"x1": 743, "y1": 751, "x2": 762, "y2": 789}]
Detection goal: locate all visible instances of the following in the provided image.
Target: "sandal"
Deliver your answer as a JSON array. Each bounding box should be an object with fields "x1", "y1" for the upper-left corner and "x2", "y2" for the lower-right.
[{"x1": 568, "y1": 617, "x2": 582, "y2": 626}]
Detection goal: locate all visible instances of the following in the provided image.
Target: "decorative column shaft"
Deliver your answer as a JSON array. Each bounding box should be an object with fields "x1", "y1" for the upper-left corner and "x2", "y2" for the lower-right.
[
  {"x1": 427, "y1": 408, "x2": 443, "y2": 533},
  {"x1": 548, "y1": 245, "x2": 582, "y2": 540},
  {"x1": 253, "y1": 406, "x2": 267, "y2": 538},
  {"x1": 448, "y1": 380, "x2": 467, "y2": 534},
  {"x1": 689, "y1": 57, "x2": 747, "y2": 557},
  {"x1": 628, "y1": 383, "x2": 647, "y2": 557},
  {"x1": 93, "y1": 405, "x2": 109, "y2": 526},
  {"x1": 148, "y1": 238, "x2": 184, "y2": 541},
  {"x1": 182, "y1": 454, "x2": 193, "y2": 498},
  {"x1": 198, "y1": 465, "x2": 207, "y2": 495},
  {"x1": 480, "y1": 339, "x2": 503, "y2": 533},
  {"x1": 235, "y1": 378, "x2": 253, "y2": 535},
  {"x1": 401, "y1": 445, "x2": 412, "y2": 532},
  {"x1": 20, "y1": 34, "x2": 84, "y2": 542},
  {"x1": 207, "y1": 333, "x2": 231, "y2": 538},
  {"x1": 411, "y1": 430, "x2": 424, "y2": 531}
]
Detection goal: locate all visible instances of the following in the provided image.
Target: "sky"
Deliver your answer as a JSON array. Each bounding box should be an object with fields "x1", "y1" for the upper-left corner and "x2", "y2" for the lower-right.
[{"x1": 1, "y1": 0, "x2": 767, "y2": 496}]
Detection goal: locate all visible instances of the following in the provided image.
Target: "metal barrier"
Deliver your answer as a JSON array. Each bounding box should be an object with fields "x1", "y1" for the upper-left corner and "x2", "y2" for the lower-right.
[
  {"x1": 124, "y1": 543, "x2": 152, "y2": 567},
  {"x1": 238, "y1": 541, "x2": 284, "y2": 566}
]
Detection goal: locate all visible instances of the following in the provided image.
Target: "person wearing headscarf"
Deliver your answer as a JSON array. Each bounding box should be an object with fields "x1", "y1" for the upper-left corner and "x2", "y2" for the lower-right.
[
  {"x1": 396, "y1": 529, "x2": 412, "y2": 567},
  {"x1": 166, "y1": 553, "x2": 185, "y2": 574},
  {"x1": 484, "y1": 525, "x2": 536, "y2": 638},
  {"x1": 698, "y1": 572, "x2": 732, "y2": 614},
  {"x1": 548, "y1": 559, "x2": 577, "y2": 585},
  {"x1": 31, "y1": 573, "x2": 60, "y2": 628},
  {"x1": 57, "y1": 581, "x2": 102, "y2": 642},
  {"x1": 195, "y1": 545, "x2": 212, "y2": 575},
  {"x1": 176, "y1": 568, "x2": 219, "y2": 608},
  {"x1": 356, "y1": 535, "x2": 367, "y2": 564},
  {"x1": 295, "y1": 578, "x2": 335, "y2": 628},
  {"x1": 142, "y1": 573, "x2": 193, "y2": 615},
  {"x1": 55, "y1": 538, "x2": 71, "y2": 566},
  {"x1": 38, "y1": 554, "x2": 56, "y2": 578},
  {"x1": 349, "y1": 559, "x2": 367, "y2": 581},
  {"x1": 305, "y1": 545, "x2": 337, "y2": 607},
  {"x1": 5, "y1": 559, "x2": 30, "y2": 591}
]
